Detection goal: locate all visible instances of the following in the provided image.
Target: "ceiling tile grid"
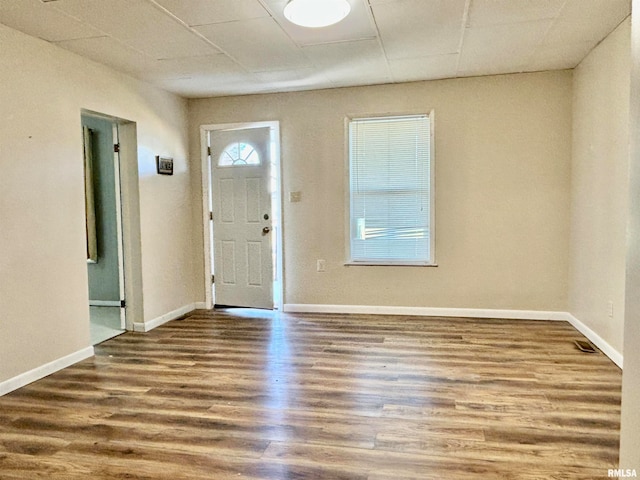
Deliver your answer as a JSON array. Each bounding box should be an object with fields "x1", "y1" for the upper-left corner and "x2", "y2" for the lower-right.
[
  {"x1": 389, "y1": 53, "x2": 459, "y2": 83},
  {"x1": 458, "y1": 20, "x2": 555, "y2": 77},
  {"x1": 0, "y1": 0, "x2": 103, "y2": 42},
  {"x1": 371, "y1": 0, "x2": 468, "y2": 60},
  {"x1": 0, "y1": 0, "x2": 631, "y2": 97},
  {"x1": 194, "y1": 16, "x2": 310, "y2": 72},
  {"x1": 302, "y1": 38, "x2": 391, "y2": 86},
  {"x1": 153, "y1": 0, "x2": 270, "y2": 27},
  {"x1": 54, "y1": 35, "x2": 159, "y2": 76},
  {"x1": 467, "y1": 0, "x2": 567, "y2": 28}
]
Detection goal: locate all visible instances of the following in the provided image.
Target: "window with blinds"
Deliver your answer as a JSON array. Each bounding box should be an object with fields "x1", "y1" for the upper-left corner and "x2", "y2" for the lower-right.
[{"x1": 348, "y1": 114, "x2": 434, "y2": 265}]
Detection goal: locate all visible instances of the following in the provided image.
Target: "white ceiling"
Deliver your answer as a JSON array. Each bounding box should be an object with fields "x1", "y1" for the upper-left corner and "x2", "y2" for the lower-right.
[{"x1": 0, "y1": 0, "x2": 631, "y2": 98}]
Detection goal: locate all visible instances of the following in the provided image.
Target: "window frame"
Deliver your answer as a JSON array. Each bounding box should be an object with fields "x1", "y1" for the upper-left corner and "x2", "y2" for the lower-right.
[{"x1": 344, "y1": 111, "x2": 437, "y2": 267}]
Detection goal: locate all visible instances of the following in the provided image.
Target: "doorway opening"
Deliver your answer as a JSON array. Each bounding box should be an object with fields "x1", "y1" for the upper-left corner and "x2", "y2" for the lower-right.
[
  {"x1": 82, "y1": 111, "x2": 142, "y2": 344},
  {"x1": 201, "y1": 122, "x2": 283, "y2": 311}
]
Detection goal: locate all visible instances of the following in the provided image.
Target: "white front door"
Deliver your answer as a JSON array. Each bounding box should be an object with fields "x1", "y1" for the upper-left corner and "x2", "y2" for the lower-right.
[{"x1": 210, "y1": 127, "x2": 273, "y2": 309}]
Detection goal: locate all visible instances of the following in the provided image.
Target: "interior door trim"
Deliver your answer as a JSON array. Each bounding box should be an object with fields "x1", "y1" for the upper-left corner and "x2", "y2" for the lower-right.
[{"x1": 200, "y1": 121, "x2": 283, "y2": 311}]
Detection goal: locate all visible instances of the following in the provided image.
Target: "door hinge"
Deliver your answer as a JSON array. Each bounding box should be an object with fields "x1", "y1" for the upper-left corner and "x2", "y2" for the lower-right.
[
  {"x1": 207, "y1": 146, "x2": 211, "y2": 157},
  {"x1": 211, "y1": 275, "x2": 215, "y2": 284},
  {"x1": 209, "y1": 211, "x2": 214, "y2": 221},
  {"x1": 114, "y1": 143, "x2": 120, "y2": 153}
]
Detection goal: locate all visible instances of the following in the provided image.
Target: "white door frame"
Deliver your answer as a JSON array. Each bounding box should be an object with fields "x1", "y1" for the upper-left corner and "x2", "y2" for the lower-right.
[
  {"x1": 200, "y1": 121, "x2": 283, "y2": 310},
  {"x1": 82, "y1": 109, "x2": 144, "y2": 332},
  {"x1": 112, "y1": 123, "x2": 126, "y2": 329}
]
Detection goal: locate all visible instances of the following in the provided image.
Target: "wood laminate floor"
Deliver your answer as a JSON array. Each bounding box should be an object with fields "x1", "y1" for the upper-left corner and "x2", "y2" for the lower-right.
[{"x1": 0, "y1": 309, "x2": 622, "y2": 479}]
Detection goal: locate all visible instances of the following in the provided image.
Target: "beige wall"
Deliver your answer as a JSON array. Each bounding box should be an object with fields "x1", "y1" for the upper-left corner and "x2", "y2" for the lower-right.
[
  {"x1": 0, "y1": 24, "x2": 197, "y2": 382},
  {"x1": 190, "y1": 71, "x2": 573, "y2": 311},
  {"x1": 569, "y1": 19, "x2": 631, "y2": 357},
  {"x1": 620, "y1": 1, "x2": 640, "y2": 468}
]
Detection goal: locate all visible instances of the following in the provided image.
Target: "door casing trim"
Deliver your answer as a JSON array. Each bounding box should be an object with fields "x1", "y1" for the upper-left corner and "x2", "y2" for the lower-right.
[
  {"x1": 82, "y1": 109, "x2": 143, "y2": 332},
  {"x1": 200, "y1": 121, "x2": 283, "y2": 310}
]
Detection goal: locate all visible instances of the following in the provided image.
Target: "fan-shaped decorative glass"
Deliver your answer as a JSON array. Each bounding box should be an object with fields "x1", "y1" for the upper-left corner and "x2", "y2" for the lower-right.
[{"x1": 218, "y1": 142, "x2": 260, "y2": 166}]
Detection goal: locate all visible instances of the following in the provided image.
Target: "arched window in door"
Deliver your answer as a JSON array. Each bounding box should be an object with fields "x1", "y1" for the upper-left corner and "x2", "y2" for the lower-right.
[{"x1": 218, "y1": 142, "x2": 260, "y2": 166}]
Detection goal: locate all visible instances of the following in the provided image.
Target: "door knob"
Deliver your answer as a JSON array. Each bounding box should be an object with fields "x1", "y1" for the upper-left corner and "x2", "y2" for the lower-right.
[{"x1": 262, "y1": 226, "x2": 271, "y2": 235}]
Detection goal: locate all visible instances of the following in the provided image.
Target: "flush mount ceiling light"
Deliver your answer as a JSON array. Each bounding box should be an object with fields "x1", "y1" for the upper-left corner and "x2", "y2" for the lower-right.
[{"x1": 283, "y1": 0, "x2": 351, "y2": 28}]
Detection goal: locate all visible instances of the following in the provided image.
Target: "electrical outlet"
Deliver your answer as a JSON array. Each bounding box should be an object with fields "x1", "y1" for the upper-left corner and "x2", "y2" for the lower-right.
[
  {"x1": 317, "y1": 259, "x2": 326, "y2": 272},
  {"x1": 607, "y1": 301, "x2": 614, "y2": 318}
]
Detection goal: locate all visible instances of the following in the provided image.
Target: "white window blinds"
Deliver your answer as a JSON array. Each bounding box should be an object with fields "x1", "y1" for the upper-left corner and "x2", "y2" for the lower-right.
[{"x1": 348, "y1": 114, "x2": 433, "y2": 264}]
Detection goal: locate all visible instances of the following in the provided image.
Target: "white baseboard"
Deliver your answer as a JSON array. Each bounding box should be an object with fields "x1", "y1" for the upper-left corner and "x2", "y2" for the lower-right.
[
  {"x1": 194, "y1": 302, "x2": 208, "y2": 309},
  {"x1": 133, "y1": 303, "x2": 197, "y2": 333},
  {"x1": 0, "y1": 346, "x2": 94, "y2": 397},
  {"x1": 563, "y1": 313, "x2": 623, "y2": 368},
  {"x1": 283, "y1": 304, "x2": 623, "y2": 368},
  {"x1": 283, "y1": 303, "x2": 567, "y2": 321},
  {"x1": 0, "y1": 306, "x2": 622, "y2": 399}
]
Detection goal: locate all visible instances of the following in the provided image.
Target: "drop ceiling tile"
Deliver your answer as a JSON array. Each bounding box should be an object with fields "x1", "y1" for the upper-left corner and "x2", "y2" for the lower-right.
[
  {"x1": 524, "y1": 41, "x2": 595, "y2": 72},
  {"x1": 372, "y1": 0, "x2": 467, "y2": 27},
  {"x1": 389, "y1": 53, "x2": 458, "y2": 83},
  {"x1": 328, "y1": 71, "x2": 391, "y2": 89},
  {"x1": 54, "y1": 35, "x2": 158, "y2": 75},
  {"x1": 544, "y1": 22, "x2": 596, "y2": 47},
  {"x1": 302, "y1": 38, "x2": 385, "y2": 65},
  {"x1": 467, "y1": 0, "x2": 565, "y2": 27},
  {"x1": 136, "y1": 27, "x2": 219, "y2": 60},
  {"x1": 52, "y1": 0, "x2": 220, "y2": 59},
  {"x1": 153, "y1": 75, "x2": 258, "y2": 98},
  {"x1": 372, "y1": 0, "x2": 467, "y2": 59},
  {"x1": 458, "y1": 20, "x2": 552, "y2": 75},
  {"x1": 151, "y1": 0, "x2": 269, "y2": 27},
  {"x1": 0, "y1": 0, "x2": 629, "y2": 98},
  {"x1": 558, "y1": 0, "x2": 631, "y2": 23},
  {"x1": 264, "y1": 0, "x2": 377, "y2": 47},
  {"x1": 135, "y1": 53, "x2": 245, "y2": 79},
  {"x1": 252, "y1": 68, "x2": 335, "y2": 92},
  {"x1": 0, "y1": 0, "x2": 103, "y2": 42},
  {"x1": 52, "y1": 0, "x2": 155, "y2": 34},
  {"x1": 457, "y1": 61, "x2": 527, "y2": 78},
  {"x1": 313, "y1": 59, "x2": 392, "y2": 87},
  {"x1": 253, "y1": 67, "x2": 321, "y2": 83},
  {"x1": 544, "y1": 0, "x2": 630, "y2": 46},
  {"x1": 302, "y1": 38, "x2": 390, "y2": 85},
  {"x1": 146, "y1": 56, "x2": 258, "y2": 97},
  {"x1": 195, "y1": 17, "x2": 309, "y2": 72}
]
